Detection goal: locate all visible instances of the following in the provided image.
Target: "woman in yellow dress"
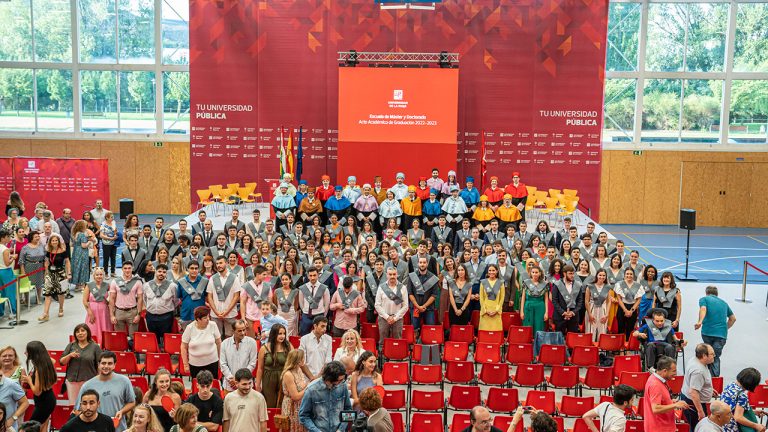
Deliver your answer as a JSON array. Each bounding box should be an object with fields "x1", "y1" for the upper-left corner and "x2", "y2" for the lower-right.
[
  {"x1": 479, "y1": 264, "x2": 505, "y2": 331},
  {"x1": 472, "y1": 195, "x2": 496, "y2": 232}
]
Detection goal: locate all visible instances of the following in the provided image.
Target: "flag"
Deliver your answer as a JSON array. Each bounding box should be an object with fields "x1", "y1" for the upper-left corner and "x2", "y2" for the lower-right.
[
  {"x1": 286, "y1": 129, "x2": 295, "y2": 178},
  {"x1": 296, "y1": 125, "x2": 304, "y2": 182},
  {"x1": 480, "y1": 129, "x2": 487, "y2": 190},
  {"x1": 279, "y1": 126, "x2": 286, "y2": 177}
]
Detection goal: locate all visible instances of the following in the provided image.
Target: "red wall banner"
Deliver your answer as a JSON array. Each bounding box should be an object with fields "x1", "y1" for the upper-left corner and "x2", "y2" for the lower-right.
[
  {"x1": 189, "y1": 0, "x2": 607, "y2": 218},
  {"x1": 0, "y1": 158, "x2": 14, "y2": 199},
  {"x1": 11, "y1": 158, "x2": 110, "y2": 217}
]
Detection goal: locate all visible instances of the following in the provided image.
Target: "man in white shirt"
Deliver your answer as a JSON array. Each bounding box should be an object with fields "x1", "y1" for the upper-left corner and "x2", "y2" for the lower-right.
[
  {"x1": 681, "y1": 344, "x2": 716, "y2": 429},
  {"x1": 374, "y1": 267, "x2": 409, "y2": 342},
  {"x1": 694, "y1": 401, "x2": 732, "y2": 432},
  {"x1": 89, "y1": 199, "x2": 109, "y2": 226},
  {"x1": 219, "y1": 320, "x2": 258, "y2": 392},
  {"x1": 206, "y1": 256, "x2": 242, "y2": 338},
  {"x1": 298, "y1": 316, "x2": 332, "y2": 379},
  {"x1": 297, "y1": 267, "x2": 331, "y2": 336},
  {"x1": 143, "y1": 264, "x2": 178, "y2": 350},
  {"x1": 582, "y1": 384, "x2": 637, "y2": 432}
]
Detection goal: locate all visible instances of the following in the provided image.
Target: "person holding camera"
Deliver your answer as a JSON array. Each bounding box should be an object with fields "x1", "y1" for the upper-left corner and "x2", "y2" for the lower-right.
[
  {"x1": 359, "y1": 388, "x2": 392, "y2": 432},
  {"x1": 298, "y1": 361, "x2": 351, "y2": 432}
]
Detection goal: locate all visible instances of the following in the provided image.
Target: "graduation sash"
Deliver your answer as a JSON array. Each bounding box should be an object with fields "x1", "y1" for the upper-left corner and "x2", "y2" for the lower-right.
[
  {"x1": 380, "y1": 282, "x2": 404, "y2": 305},
  {"x1": 338, "y1": 288, "x2": 360, "y2": 308},
  {"x1": 447, "y1": 277, "x2": 470, "y2": 305},
  {"x1": 229, "y1": 266, "x2": 243, "y2": 279},
  {"x1": 408, "y1": 272, "x2": 438, "y2": 296},
  {"x1": 326, "y1": 224, "x2": 342, "y2": 239},
  {"x1": 166, "y1": 244, "x2": 181, "y2": 258},
  {"x1": 178, "y1": 277, "x2": 208, "y2": 301},
  {"x1": 245, "y1": 266, "x2": 256, "y2": 282},
  {"x1": 556, "y1": 280, "x2": 579, "y2": 309},
  {"x1": 237, "y1": 248, "x2": 255, "y2": 264},
  {"x1": 212, "y1": 272, "x2": 237, "y2": 302},
  {"x1": 645, "y1": 318, "x2": 673, "y2": 340},
  {"x1": 619, "y1": 281, "x2": 641, "y2": 304},
  {"x1": 115, "y1": 277, "x2": 142, "y2": 295},
  {"x1": 275, "y1": 287, "x2": 299, "y2": 313},
  {"x1": 525, "y1": 279, "x2": 548, "y2": 297},
  {"x1": 243, "y1": 281, "x2": 270, "y2": 305},
  {"x1": 148, "y1": 279, "x2": 172, "y2": 298},
  {"x1": 299, "y1": 283, "x2": 327, "y2": 310},
  {"x1": 591, "y1": 258, "x2": 609, "y2": 272},
  {"x1": 641, "y1": 280, "x2": 659, "y2": 300},
  {"x1": 433, "y1": 226, "x2": 451, "y2": 243},
  {"x1": 408, "y1": 229, "x2": 423, "y2": 244},
  {"x1": 88, "y1": 281, "x2": 110, "y2": 302},
  {"x1": 366, "y1": 272, "x2": 383, "y2": 298},
  {"x1": 538, "y1": 231, "x2": 555, "y2": 246},
  {"x1": 589, "y1": 284, "x2": 611, "y2": 307},
  {"x1": 481, "y1": 279, "x2": 502, "y2": 301},
  {"x1": 319, "y1": 270, "x2": 334, "y2": 287},
  {"x1": 655, "y1": 286, "x2": 678, "y2": 308},
  {"x1": 247, "y1": 222, "x2": 264, "y2": 235},
  {"x1": 465, "y1": 261, "x2": 486, "y2": 283}
]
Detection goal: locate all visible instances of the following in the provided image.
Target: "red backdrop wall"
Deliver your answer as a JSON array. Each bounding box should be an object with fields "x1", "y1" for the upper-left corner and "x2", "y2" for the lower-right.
[{"x1": 189, "y1": 0, "x2": 607, "y2": 218}]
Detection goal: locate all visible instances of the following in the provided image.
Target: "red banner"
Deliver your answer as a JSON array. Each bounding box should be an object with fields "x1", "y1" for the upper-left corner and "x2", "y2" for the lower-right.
[
  {"x1": 190, "y1": 0, "x2": 607, "y2": 218},
  {"x1": 12, "y1": 158, "x2": 109, "y2": 217},
  {"x1": 0, "y1": 158, "x2": 13, "y2": 199}
]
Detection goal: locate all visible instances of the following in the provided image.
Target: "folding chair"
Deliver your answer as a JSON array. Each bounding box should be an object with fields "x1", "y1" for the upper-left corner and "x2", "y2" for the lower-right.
[
  {"x1": 134, "y1": 332, "x2": 160, "y2": 354},
  {"x1": 486, "y1": 387, "x2": 519, "y2": 413},
  {"x1": 613, "y1": 355, "x2": 642, "y2": 378},
  {"x1": 447, "y1": 385, "x2": 482, "y2": 412},
  {"x1": 579, "y1": 366, "x2": 614, "y2": 396},
  {"x1": 410, "y1": 413, "x2": 444, "y2": 432},
  {"x1": 114, "y1": 351, "x2": 138, "y2": 375},
  {"x1": 505, "y1": 343, "x2": 534, "y2": 365},
  {"x1": 445, "y1": 360, "x2": 475, "y2": 384},
  {"x1": 390, "y1": 412, "x2": 406, "y2": 432},
  {"x1": 507, "y1": 325, "x2": 534, "y2": 344},
  {"x1": 538, "y1": 344, "x2": 567, "y2": 366},
  {"x1": 420, "y1": 325, "x2": 444, "y2": 345},
  {"x1": 450, "y1": 413, "x2": 472, "y2": 432},
  {"x1": 411, "y1": 364, "x2": 442, "y2": 388},
  {"x1": 546, "y1": 365, "x2": 580, "y2": 393},
  {"x1": 475, "y1": 342, "x2": 502, "y2": 364},
  {"x1": 494, "y1": 415, "x2": 524, "y2": 432},
  {"x1": 478, "y1": 362, "x2": 510, "y2": 386},
  {"x1": 477, "y1": 330, "x2": 505, "y2": 345},
  {"x1": 597, "y1": 333, "x2": 625, "y2": 353},
  {"x1": 502, "y1": 312, "x2": 522, "y2": 329},
  {"x1": 442, "y1": 341, "x2": 470, "y2": 361},
  {"x1": 411, "y1": 390, "x2": 445, "y2": 412},
  {"x1": 573, "y1": 418, "x2": 600, "y2": 432},
  {"x1": 525, "y1": 390, "x2": 556, "y2": 414},
  {"x1": 617, "y1": 371, "x2": 650, "y2": 393},
  {"x1": 163, "y1": 333, "x2": 183, "y2": 355},
  {"x1": 382, "y1": 362, "x2": 409, "y2": 385},
  {"x1": 512, "y1": 363, "x2": 545, "y2": 388},
  {"x1": 382, "y1": 338, "x2": 410, "y2": 362},
  {"x1": 570, "y1": 345, "x2": 600, "y2": 367},
  {"x1": 558, "y1": 395, "x2": 594, "y2": 417},
  {"x1": 566, "y1": 332, "x2": 594, "y2": 349},
  {"x1": 382, "y1": 388, "x2": 407, "y2": 412},
  {"x1": 102, "y1": 331, "x2": 130, "y2": 351},
  {"x1": 145, "y1": 352, "x2": 174, "y2": 376},
  {"x1": 449, "y1": 324, "x2": 475, "y2": 344}
]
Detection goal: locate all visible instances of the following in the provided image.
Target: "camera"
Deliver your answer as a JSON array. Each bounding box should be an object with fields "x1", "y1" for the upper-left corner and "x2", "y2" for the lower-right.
[{"x1": 339, "y1": 410, "x2": 372, "y2": 432}]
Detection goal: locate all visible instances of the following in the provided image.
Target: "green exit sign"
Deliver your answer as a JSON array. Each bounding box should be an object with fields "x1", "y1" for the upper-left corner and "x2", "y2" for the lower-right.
[
  {"x1": 153, "y1": 142, "x2": 163, "y2": 148},
  {"x1": 632, "y1": 150, "x2": 643, "y2": 155}
]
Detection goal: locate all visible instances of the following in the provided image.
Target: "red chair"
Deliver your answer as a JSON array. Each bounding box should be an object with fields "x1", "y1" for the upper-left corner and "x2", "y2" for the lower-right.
[
  {"x1": 402, "y1": 325, "x2": 415, "y2": 345},
  {"x1": 559, "y1": 395, "x2": 594, "y2": 417},
  {"x1": 382, "y1": 338, "x2": 410, "y2": 362},
  {"x1": 668, "y1": 374, "x2": 684, "y2": 395},
  {"x1": 477, "y1": 330, "x2": 505, "y2": 345},
  {"x1": 507, "y1": 326, "x2": 534, "y2": 344},
  {"x1": 163, "y1": 333, "x2": 183, "y2": 355},
  {"x1": 382, "y1": 388, "x2": 407, "y2": 411},
  {"x1": 538, "y1": 344, "x2": 567, "y2": 366},
  {"x1": 391, "y1": 412, "x2": 405, "y2": 432},
  {"x1": 412, "y1": 364, "x2": 442, "y2": 387},
  {"x1": 134, "y1": 332, "x2": 160, "y2": 354},
  {"x1": 332, "y1": 337, "x2": 342, "y2": 354},
  {"x1": 445, "y1": 360, "x2": 475, "y2": 384},
  {"x1": 450, "y1": 413, "x2": 472, "y2": 432},
  {"x1": 572, "y1": 418, "x2": 599, "y2": 432},
  {"x1": 486, "y1": 387, "x2": 519, "y2": 413},
  {"x1": 115, "y1": 351, "x2": 138, "y2": 375},
  {"x1": 749, "y1": 384, "x2": 768, "y2": 409},
  {"x1": 625, "y1": 420, "x2": 644, "y2": 431},
  {"x1": 449, "y1": 325, "x2": 475, "y2": 344},
  {"x1": 420, "y1": 325, "x2": 444, "y2": 344},
  {"x1": 525, "y1": 390, "x2": 556, "y2": 414},
  {"x1": 442, "y1": 341, "x2": 470, "y2": 361},
  {"x1": 597, "y1": 333, "x2": 625, "y2": 352},
  {"x1": 288, "y1": 335, "x2": 301, "y2": 348},
  {"x1": 580, "y1": 366, "x2": 615, "y2": 393},
  {"x1": 475, "y1": 342, "x2": 502, "y2": 364},
  {"x1": 145, "y1": 352, "x2": 174, "y2": 376},
  {"x1": 52, "y1": 376, "x2": 68, "y2": 400},
  {"x1": 676, "y1": 423, "x2": 691, "y2": 432},
  {"x1": 48, "y1": 350, "x2": 66, "y2": 374},
  {"x1": 613, "y1": 355, "x2": 642, "y2": 377},
  {"x1": 502, "y1": 311, "x2": 522, "y2": 329},
  {"x1": 712, "y1": 376, "x2": 724, "y2": 394},
  {"x1": 493, "y1": 415, "x2": 524, "y2": 432},
  {"x1": 382, "y1": 362, "x2": 409, "y2": 385},
  {"x1": 411, "y1": 389, "x2": 445, "y2": 412},
  {"x1": 130, "y1": 376, "x2": 149, "y2": 394},
  {"x1": 512, "y1": 363, "x2": 545, "y2": 388},
  {"x1": 570, "y1": 345, "x2": 600, "y2": 367},
  {"x1": 626, "y1": 334, "x2": 642, "y2": 352},
  {"x1": 50, "y1": 405, "x2": 74, "y2": 429},
  {"x1": 360, "y1": 322, "x2": 379, "y2": 344},
  {"x1": 471, "y1": 310, "x2": 480, "y2": 328},
  {"x1": 566, "y1": 332, "x2": 594, "y2": 349},
  {"x1": 102, "y1": 331, "x2": 129, "y2": 351},
  {"x1": 361, "y1": 338, "x2": 378, "y2": 355},
  {"x1": 447, "y1": 385, "x2": 482, "y2": 411},
  {"x1": 266, "y1": 407, "x2": 281, "y2": 432},
  {"x1": 478, "y1": 362, "x2": 510, "y2": 386},
  {"x1": 506, "y1": 343, "x2": 534, "y2": 365},
  {"x1": 547, "y1": 365, "x2": 580, "y2": 392},
  {"x1": 618, "y1": 371, "x2": 650, "y2": 392},
  {"x1": 411, "y1": 413, "x2": 443, "y2": 432}
]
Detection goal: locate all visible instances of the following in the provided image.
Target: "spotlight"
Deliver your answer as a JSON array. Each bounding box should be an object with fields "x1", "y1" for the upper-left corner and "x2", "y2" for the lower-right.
[{"x1": 438, "y1": 51, "x2": 450, "y2": 68}]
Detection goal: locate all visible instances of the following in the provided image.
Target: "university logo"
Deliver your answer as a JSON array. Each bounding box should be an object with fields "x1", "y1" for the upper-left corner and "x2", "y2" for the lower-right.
[
  {"x1": 27, "y1": 161, "x2": 35, "y2": 168},
  {"x1": 393, "y1": 90, "x2": 403, "y2": 100}
]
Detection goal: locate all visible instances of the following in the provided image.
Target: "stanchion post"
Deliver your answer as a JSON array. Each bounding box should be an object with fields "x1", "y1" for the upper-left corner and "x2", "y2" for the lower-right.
[
  {"x1": 735, "y1": 260, "x2": 752, "y2": 303},
  {"x1": 8, "y1": 279, "x2": 28, "y2": 326}
]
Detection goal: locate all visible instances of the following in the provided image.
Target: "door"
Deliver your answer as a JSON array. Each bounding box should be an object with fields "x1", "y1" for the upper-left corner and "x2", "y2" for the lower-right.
[{"x1": 680, "y1": 162, "x2": 727, "y2": 226}]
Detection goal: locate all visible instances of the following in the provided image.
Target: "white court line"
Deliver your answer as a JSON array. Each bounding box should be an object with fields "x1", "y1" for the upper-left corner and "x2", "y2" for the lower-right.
[
  {"x1": 663, "y1": 255, "x2": 768, "y2": 271},
  {"x1": 619, "y1": 246, "x2": 768, "y2": 251}
]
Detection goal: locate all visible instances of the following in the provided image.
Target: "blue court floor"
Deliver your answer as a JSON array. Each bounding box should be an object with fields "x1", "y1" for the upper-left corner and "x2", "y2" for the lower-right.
[{"x1": 603, "y1": 224, "x2": 768, "y2": 283}]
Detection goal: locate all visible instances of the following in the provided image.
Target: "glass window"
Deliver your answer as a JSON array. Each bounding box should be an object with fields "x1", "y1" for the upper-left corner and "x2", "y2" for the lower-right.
[
  {"x1": 0, "y1": 0, "x2": 32, "y2": 61},
  {"x1": 80, "y1": 70, "x2": 118, "y2": 132},
  {"x1": 729, "y1": 80, "x2": 768, "y2": 144},
  {"x1": 36, "y1": 69, "x2": 74, "y2": 132},
  {"x1": 685, "y1": 4, "x2": 727, "y2": 72},
  {"x1": 647, "y1": 3, "x2": 686, "y2": 72},
  {"x1": 162, "y1": 0, "x2": 189, "y2": 65},
  {"x1": 681, "y1": 79, "x2": 722, "y2": 142},
  {"x1": 734, "y1": 3, "x2": 768, "y2": 72},
  {"x1": 0, "y1": 69, "x2": 35, "y2": 131},
  {"x1": 642, "y1": 78, "x2": 683, "y2": 142},
  {"x1": 603, "y1": 79, "x2": 636, "y2": 143},
  {"x1": 33, "y1": 0, "x2": 72, "y2": 62},
  {"x1": 606, "y1": 2, "x2": 640, "y2": 71},
  {"x1": 163, "y1": 71, "x2": 190, "y2": 134},
  {"x1": 79, "y1": 0, "x2": 117, "y2": 63},
  {"x1": 118, "y1": 0, "x2": 155, "y2": 63},
  {"x1": 120, "y1": 70, "x2": 156, "y2": 133}
]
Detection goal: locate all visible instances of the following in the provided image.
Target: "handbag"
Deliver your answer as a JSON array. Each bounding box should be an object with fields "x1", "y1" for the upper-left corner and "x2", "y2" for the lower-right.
[
  {"x1": 736, "y1": 390, "x2": 759, "y2": 432},
  {"x1": 273, "y1": 385, "x2": 291, "y2": 431}
]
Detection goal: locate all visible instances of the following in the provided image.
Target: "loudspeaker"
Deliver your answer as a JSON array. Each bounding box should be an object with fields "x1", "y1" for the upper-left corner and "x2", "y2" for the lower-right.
[
  {"x1": 119, "y1": 198, "x2": 134, "y2": 220},
  {"x1": 680, "y1": 208, "x2": 696, "y2": 230}
]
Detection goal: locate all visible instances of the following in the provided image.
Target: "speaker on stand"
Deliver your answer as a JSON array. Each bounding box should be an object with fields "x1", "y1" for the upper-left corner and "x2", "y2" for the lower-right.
[{"x1": 678, "y1": 209, "x2": 698, "y2": 281}]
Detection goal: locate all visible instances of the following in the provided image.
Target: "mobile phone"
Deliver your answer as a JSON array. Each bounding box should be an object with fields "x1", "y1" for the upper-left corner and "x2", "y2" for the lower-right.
[{"x1": 339, "y1": 410, "x2": 357, "y2": 422}]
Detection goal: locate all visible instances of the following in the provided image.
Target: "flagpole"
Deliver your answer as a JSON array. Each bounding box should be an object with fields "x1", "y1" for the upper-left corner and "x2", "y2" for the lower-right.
[{"x1": 297, "y1": 125, "x2": 304, "y2": 182}]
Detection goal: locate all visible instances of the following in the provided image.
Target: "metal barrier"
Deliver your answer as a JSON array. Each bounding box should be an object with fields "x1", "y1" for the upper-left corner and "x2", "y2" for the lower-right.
[{"x1": 737, "y1": 260, "x2": 768, "y2": 305}]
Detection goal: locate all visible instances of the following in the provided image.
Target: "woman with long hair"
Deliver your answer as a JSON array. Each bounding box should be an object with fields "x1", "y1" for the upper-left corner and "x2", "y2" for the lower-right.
[
  {"x1": 606, "y1": 254, "x2": 624, "y2": 286},
  {"x1": 6, "y1": 191, "x2": 25, "y2": 217},
  {"x1": 22, "y1": 341, "x2": 57, "y2": 431},
  {"x1": 0, "y1": 346, "x2": 25, "y2": 383},
  {"x1": 333, "y1": 329, "x2": 364, "y2": 363},
  {"x1": 143, "y1": 368, "x2": 182, "y2": 431},
  {"x1": 638, "y1": 264, "x2": 659, "y2": 325},
  {"x1": 520, "y1": 265, "x2": 549, "y2": 334},
  {"x1": 479, "y1": 264, "x2": 505, "y2": 331},
  {"x1": 350, "y1": 351, "x2": 383, "y2": 410},
  {"x1": 0, "y1": 229, "x2": 19, "y2": 316},
  {"x1": 448, "y1": 264, "x2": 472, "y2": 325},
  {"x1": 584, "y1": 269, "x2": 613, "y2": 342},
  {"x1": 100, "y1": 211, "x2": 118, "y2": 277},
  {"x1": 70, "y1": 220, "x2": 92, "y2": 292},
  {"x1": 559, "y1": 239, "x2": 572, "y2": 261},
  {"x1": 575, "y1": 259, "x2": 592, "y2": 284},
  {"x1": 170, "y1": 255, "x2": 187, "y2": 283},
  {"x1": 653, "y1": 271, "x2": 681, "y2": 329},
  {"x1": 614, "y1": 268, "x2": 643, "y2": 340},
  {"x1": 237, "y1": 234, "x2": 256, "y2": 267},
  {"x1": 255, "y1": 323, "x2": 292, "y2": 408},
  {"x1": 280, "y1": 350, "x2": 310, "y2": 432},
  {"x1": 272, "y1": 273, "x2": 300, "y2": 336},
  {"x1": 39, "y1": 234, "x2": 69, "y2": 321},
  {"x1": 125, "y1": 403, "x2": 164, "y2": 432},
  {"x1": 201, "y1": 256, "x2": 215, "y2": 279},
  {"x1": 0, "y1": 403, "x2": 11, "y2": 432},
  {"x1": 60, "y1": 323, "x2": 102, "y2": 405},
  {"x1": 122, "y1": 214, "x2": 140, "y2": 244}
]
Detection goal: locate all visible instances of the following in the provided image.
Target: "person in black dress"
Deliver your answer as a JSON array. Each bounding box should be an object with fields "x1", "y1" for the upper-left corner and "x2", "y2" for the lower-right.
[{"x1": 21, "y1": 341, "x2": 57, "y2": 432}]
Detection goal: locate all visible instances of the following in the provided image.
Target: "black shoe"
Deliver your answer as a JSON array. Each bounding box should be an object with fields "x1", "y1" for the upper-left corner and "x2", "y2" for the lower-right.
[{"x1": 65, "y1": 293, "x2": 74, "y2": 299}]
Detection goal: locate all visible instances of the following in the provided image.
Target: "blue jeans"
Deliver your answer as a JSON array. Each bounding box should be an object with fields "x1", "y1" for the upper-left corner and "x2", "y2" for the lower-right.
[
  {"x1": 702, "y1": 335, "x2": 726, "y2": 377},
  {"x1": 410, "y1": 307, "x2": 435, "y2": 336}
]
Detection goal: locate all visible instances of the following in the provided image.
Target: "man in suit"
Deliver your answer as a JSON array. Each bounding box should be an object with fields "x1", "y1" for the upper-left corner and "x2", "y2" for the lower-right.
[
  {"x1": 153, "y1": 217, "x2": 166, "y2": 239},
  {"x1": 552, "y1": 265, "x2": 584, "y2": 334},
  {"x1": 454, "y1": 219, "x2": 473, "y2": 253},
  {"x1": 192, "y1": 210, "x2": 207, "y2": 235},
  {"x1": 121, "y1": 234, "x2": 146, "y2": 267},
  {"x1": 483, "y1": 219, "x2": 503, "y2": 244},
  {"x1": 429, "y1": 215, "x2": 453, "y2": 252},
  {"x1": 139, "y1": 225, "x2": 158, "y2": 260},
  {"x1": 408, "y1": 240, "x2": 438, "y2": 275},
  {"x1": 279, "y1": 213, "x2": 297, "y2": 237},
  {"x1": 200, "y1": 219, "x2": 217, "y2": 247},
  {"x1": 224, "y1": 209, "x2": 246, "y2": 233},
  {"x1": 208, "y1": 233, "x2": 233, "y2": 260}
]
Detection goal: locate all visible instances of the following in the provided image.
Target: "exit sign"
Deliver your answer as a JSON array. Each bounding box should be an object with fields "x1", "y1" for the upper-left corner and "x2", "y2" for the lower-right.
[
  {"x1": 633, "y1": 150, "x2": 643, "y2": 155},
  {"x1": 153, "y1": 142, "x2": 163, "y2": 148}
]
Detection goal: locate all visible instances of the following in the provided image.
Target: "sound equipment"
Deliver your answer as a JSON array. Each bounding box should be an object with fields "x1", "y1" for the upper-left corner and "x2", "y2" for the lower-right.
[
  {"x1": 119, "y1": 199, "x2": 134, "y2": 219},
  {"x1": 680, "y1": 209, "x2": 696, "y2": 230}
]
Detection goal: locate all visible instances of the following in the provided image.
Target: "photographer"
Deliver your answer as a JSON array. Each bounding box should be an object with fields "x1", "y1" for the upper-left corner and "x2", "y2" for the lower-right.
[{"x1": 359, "y1": 388, "x2": 393, "y2": 432}]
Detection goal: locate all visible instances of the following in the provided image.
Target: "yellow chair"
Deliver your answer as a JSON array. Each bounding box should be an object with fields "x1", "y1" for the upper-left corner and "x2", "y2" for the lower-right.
[
  {"x1": 548, "y1": 189, "x2": 561, "y2": 198},
  {"x1": 539, "y1": 197, "x2": 560, "y2": 224},
  {"x1": 244, "y1": 182, "x2": 263, "y2": 203},
  {"x1": 195, "y1": 189, "x2": 212, "y2": 209},
  {"x1": 525, "y1": 195, "x2": 538, "y2": 219},
  {"x1": 526, "y1": 186, "x2": 537, "y2": 197},
  {"x1": 227, "y1": 183, "x2": 241, "y2": 192},
  {"x1": 237, "y1": 187, "x2": 256, "y2": 210},
  {"x1": 534, "y1": 190, "x2": 548, "y2": 206},
  {"x1": 208, "y1": 184, "x2": 225, "y2": 216},
  {"x1": 563, "y1": 188, "x2": 578, "y2": 197},
  {"x1": 558, "y1": 199, "x2": 579, "y2": 225}
]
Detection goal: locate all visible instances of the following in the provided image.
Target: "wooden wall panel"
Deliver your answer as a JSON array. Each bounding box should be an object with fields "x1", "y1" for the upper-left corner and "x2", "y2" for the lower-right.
[
  {"x1": 749, "y1": 163, "x2": 768, "y2": 227},
  {"x1": 168, "y1": 142, "x2": 191, "y2": 214},
  {"x1": 66, "y1": 140, "x2": 101, "y2": 158},
  {"x1": 28, "y1": 140, "x2": 67, "y2": 157},
  {"x1": 100, "y1": 141, "x2": 137, "y2": 213},
  {"x1": 134, "y1": 142, "x2": 170, "y2": 215},
  {"x1": 0, "y1": 139, "x2": 31, "y2": 156},
  {"x1": 599, "y1": 151, "x2": 611, "y2": 222},
  {"x1": 642, "y1": 151, "x2": 682, "y2": 225},
  {"x1": 606, "y1": 151, "x2": 646, "y2": 224}
]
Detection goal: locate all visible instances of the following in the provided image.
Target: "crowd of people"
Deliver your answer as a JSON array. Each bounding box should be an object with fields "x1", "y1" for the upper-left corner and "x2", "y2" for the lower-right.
[{"x1": 0, "y1": 169, "x2": 762, "y2": 432}]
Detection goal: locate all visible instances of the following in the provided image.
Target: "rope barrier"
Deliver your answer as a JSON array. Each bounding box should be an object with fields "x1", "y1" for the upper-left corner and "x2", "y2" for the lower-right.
[
  {"x1": 746, "y1": 261, "x2": 768, "y2": 277},
  {"x1": 738, "y1": 260, "x2": 768, "y2": 305},
  {"x1": 0, "y1": 266, "x2": 47, "y2": 328},
  {"x1": 0, "y1": 266, "x2": 46, "y2": 291}
]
